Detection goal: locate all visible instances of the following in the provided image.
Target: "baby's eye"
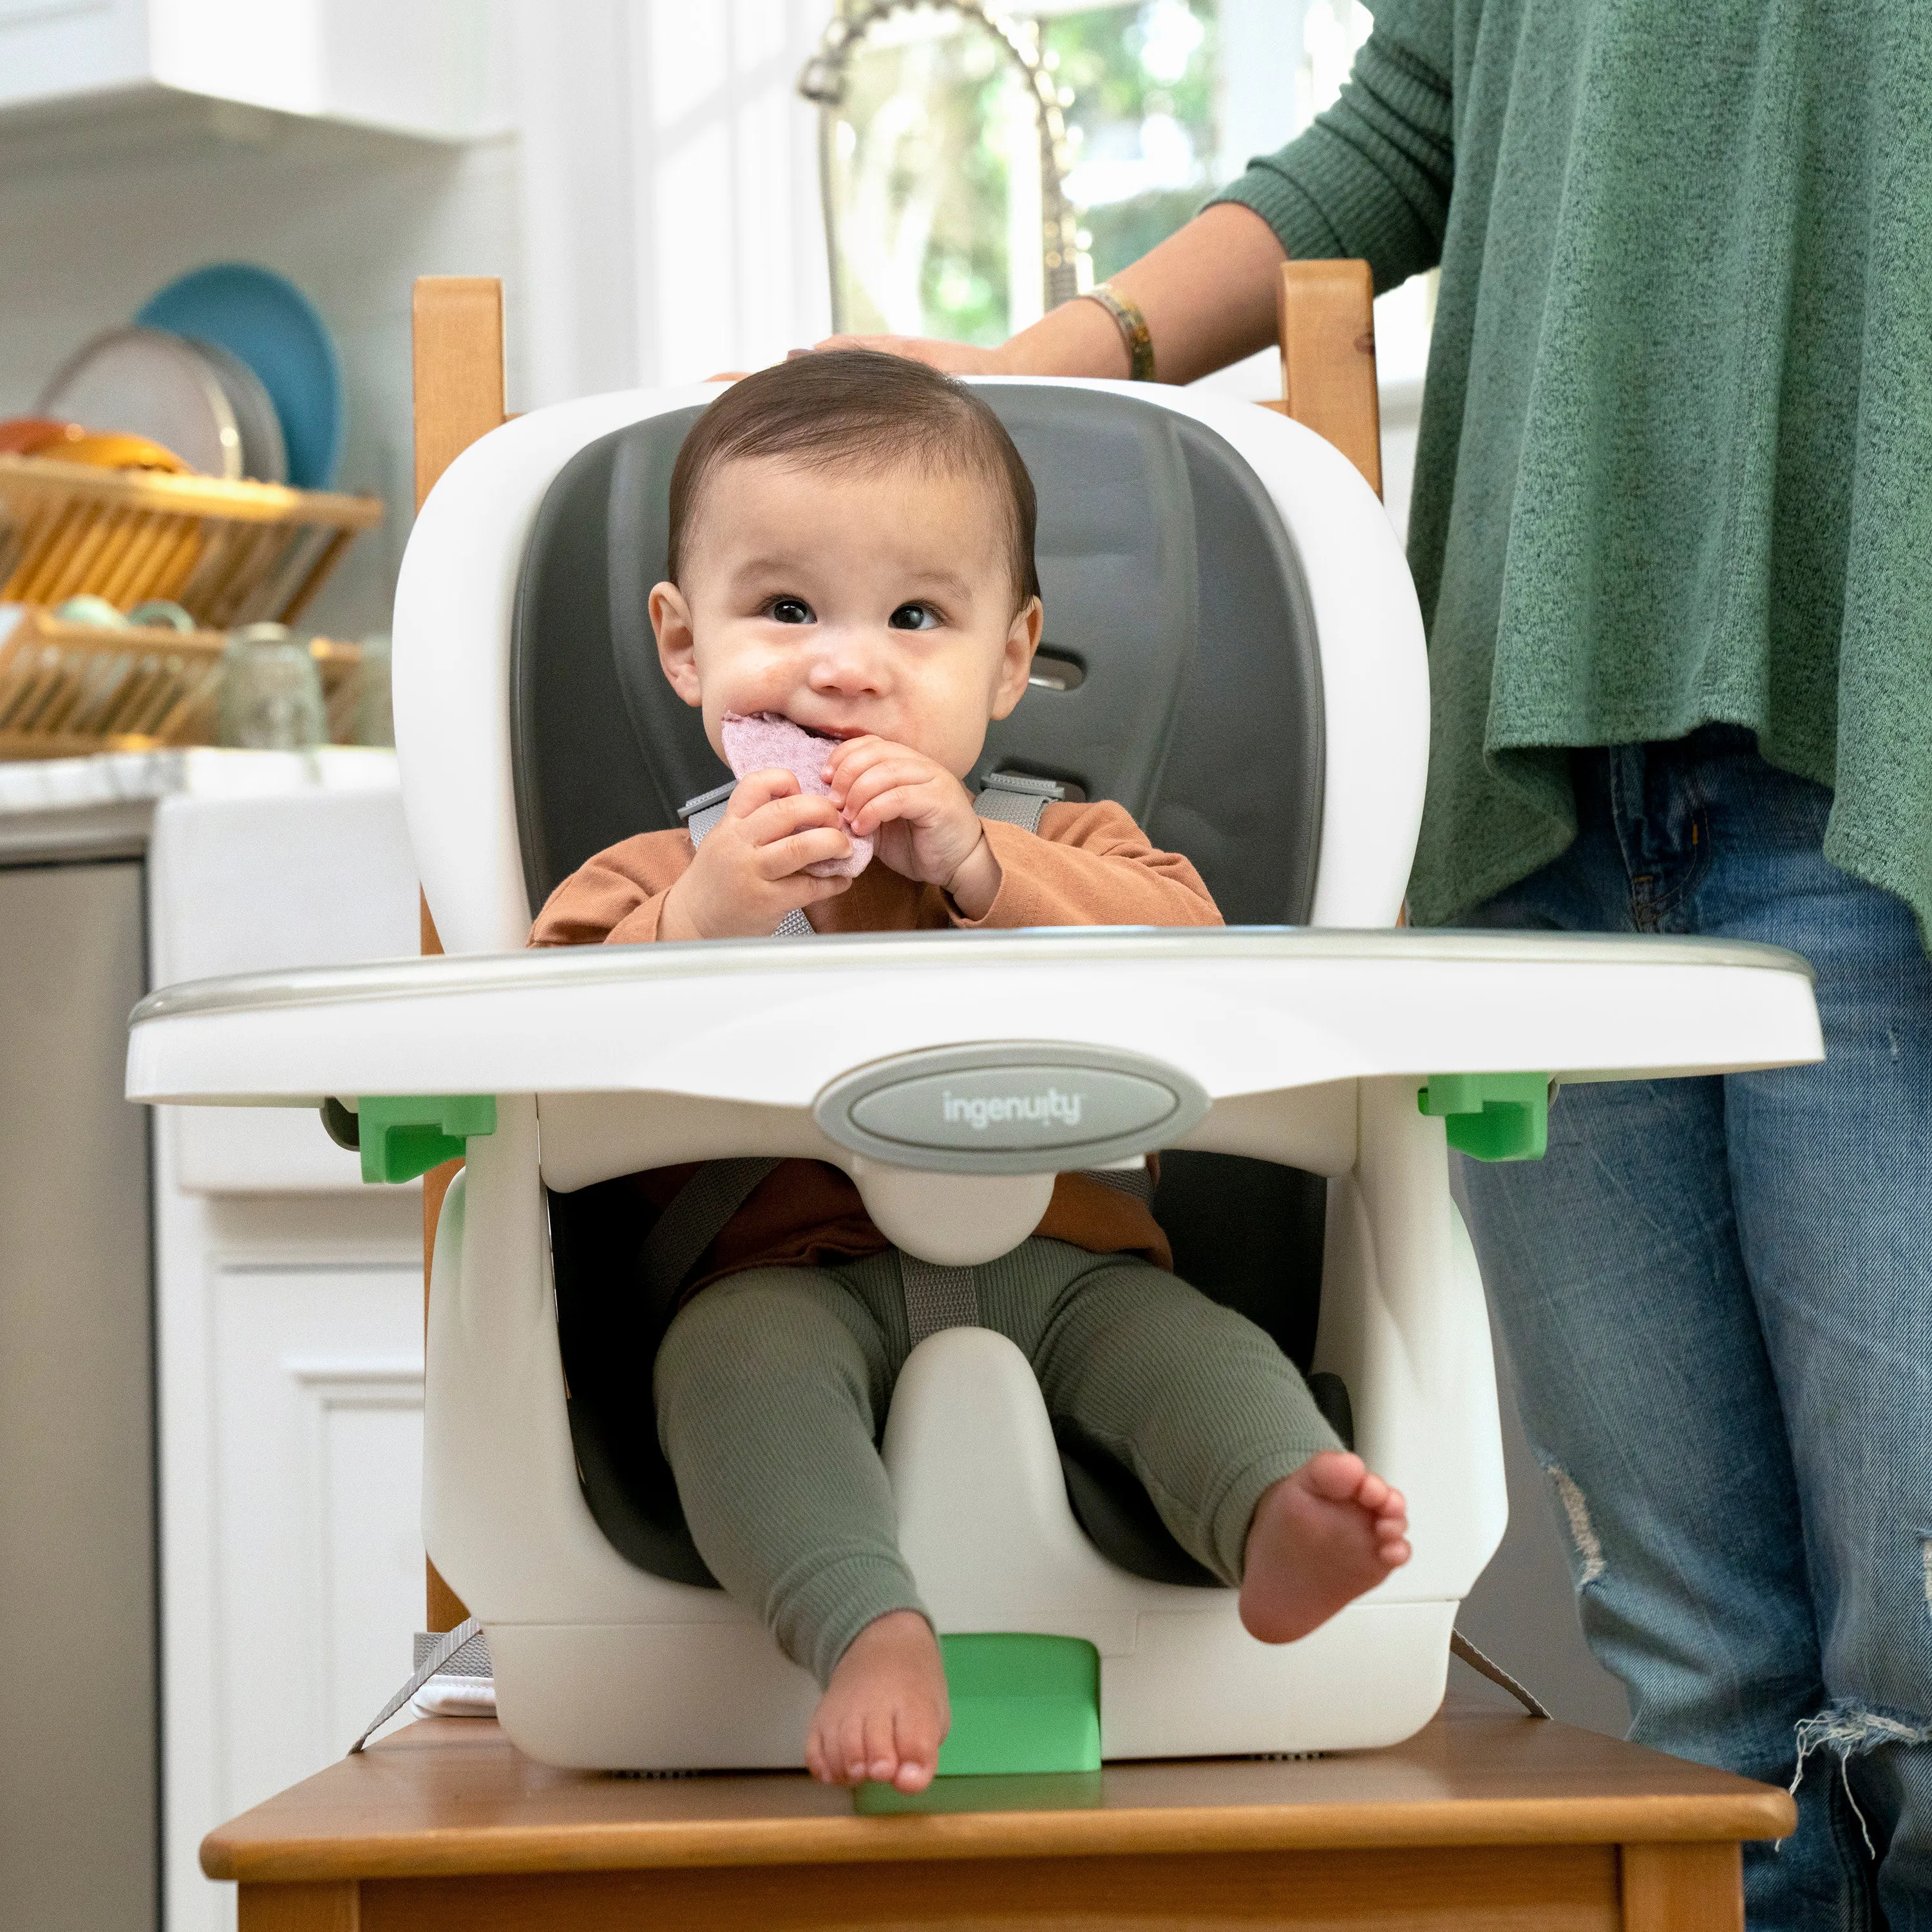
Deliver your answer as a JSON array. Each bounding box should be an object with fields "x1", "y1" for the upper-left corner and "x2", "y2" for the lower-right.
[
  {"x1": 888, "y1": 602, "x2": 940, "y2": 631},
  {"x1": 767, "y1": 596, "x2": 814, "y2": 625}
]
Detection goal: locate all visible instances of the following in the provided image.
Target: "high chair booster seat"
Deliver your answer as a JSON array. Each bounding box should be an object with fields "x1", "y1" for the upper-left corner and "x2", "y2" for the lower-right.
[{"x1": 127, "y1": 377, "x2": 1823, "y2": 1774}]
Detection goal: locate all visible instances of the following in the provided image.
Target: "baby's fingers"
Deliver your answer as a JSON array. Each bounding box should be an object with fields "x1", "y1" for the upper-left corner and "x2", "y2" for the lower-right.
[
  {"x1": 844, "y1": 766, "x2": 940, "y2": 835},
  {"x1": 725, "y1": 766, "x2": 800, "y2": 815},
  {"x1": 821, "y1": 734, "x2": 891, "y2": 791},
  {"x1": 743, "y1": 791, "x2": 844, "y2": 844},
  {"x1": 757, "y1": 824, "x2": 853, "y2": 878}
]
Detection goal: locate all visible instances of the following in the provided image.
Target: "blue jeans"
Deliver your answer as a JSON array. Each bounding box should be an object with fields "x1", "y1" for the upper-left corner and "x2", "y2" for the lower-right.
[{"x1": 1458, "y1": 729, "x2": 1932, "y2": 1931}]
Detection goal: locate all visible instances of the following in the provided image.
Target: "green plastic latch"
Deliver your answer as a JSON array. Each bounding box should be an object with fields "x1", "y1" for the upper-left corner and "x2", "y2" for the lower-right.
[
  {"x1": 855, "y1": 1633, "x2": 1099, "y2": 1808},
  {"x1": 1418, "y1": 1072, "x2": 1551, "y2": 1162},
  {"x1": 356, "y1": 1095, "x2": 497, "y2": 1184}
]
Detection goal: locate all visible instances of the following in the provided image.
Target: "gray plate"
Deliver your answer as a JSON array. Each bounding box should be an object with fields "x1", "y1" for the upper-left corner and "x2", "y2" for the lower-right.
[
  {"x1": 181, "y1": 337, "x2": 287, "y2": 484},
  {"x1": 36, "y1": 325, "x2": 242, "y2": 478}
]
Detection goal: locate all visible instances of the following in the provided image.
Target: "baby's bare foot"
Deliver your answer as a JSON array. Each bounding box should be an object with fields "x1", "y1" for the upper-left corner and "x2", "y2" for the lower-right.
[
  {"x1": 1238, "y1": 1451, "x2": 1411, "y2": 1644},
  {"x1": 804, "y1": 1610, "x2": 950, "y2": 1792}
]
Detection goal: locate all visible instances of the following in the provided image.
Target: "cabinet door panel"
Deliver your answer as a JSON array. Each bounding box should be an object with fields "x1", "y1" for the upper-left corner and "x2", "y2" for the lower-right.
[{"x1": 211, "y1": 1262, "x2": 424, "y2": 1814}]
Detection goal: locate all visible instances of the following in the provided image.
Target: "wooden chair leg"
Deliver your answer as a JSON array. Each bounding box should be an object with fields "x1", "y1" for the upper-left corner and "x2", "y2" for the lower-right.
[
  {"x1": 409, "y1": 274, "x2": 507, "y2": 1634},
  {"x1": 1274, "y1": 258, "x2": 1383, "y2": 498},
  {"x1": 1620, "y1": 1841, "x2": 1743, "y2": 1932}
]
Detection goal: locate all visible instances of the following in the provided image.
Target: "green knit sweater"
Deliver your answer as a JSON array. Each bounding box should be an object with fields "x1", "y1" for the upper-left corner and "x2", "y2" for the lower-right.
[{"x1": 1212, "y1": 0, "x2": 1932, "y2": 939}]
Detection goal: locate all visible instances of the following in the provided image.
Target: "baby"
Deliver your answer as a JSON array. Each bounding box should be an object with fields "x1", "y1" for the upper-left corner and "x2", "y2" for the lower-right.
[{"x1": 531, "y1": 350, "x2": 1409, "y2": 1792}]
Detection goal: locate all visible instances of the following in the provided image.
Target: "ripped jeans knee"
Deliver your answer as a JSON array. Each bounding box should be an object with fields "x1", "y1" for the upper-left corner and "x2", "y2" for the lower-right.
[
  {"x1": 1539, "y1": 1457, "x2": 1607, "y2": 1587},
  {"x1": 1790, "y1": 1701, "x2": 1932, "y2": 1859}
]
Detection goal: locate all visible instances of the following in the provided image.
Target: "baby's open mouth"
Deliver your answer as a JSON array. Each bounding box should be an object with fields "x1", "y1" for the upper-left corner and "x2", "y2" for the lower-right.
[{"x1": 762, "y1": 714, "x2": 864, "y2": 741}]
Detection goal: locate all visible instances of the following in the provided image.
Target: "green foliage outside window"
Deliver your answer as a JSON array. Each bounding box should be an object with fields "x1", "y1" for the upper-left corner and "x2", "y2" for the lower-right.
[
  {"x1": 1044, "y1": 1, "x2": 1220, "y2": 285},
  {"x1": 824, "y1": 1, "x2": 1220, "y2": 346}
]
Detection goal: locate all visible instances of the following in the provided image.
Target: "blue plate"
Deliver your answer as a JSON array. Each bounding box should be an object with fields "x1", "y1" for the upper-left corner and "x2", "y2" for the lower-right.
[{"x1": 138, "y1": 264, "x2": 343, "y2": 490}]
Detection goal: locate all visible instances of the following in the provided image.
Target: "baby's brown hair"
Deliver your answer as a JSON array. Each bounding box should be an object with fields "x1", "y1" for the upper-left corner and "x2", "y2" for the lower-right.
[{"x1": 665, "y1": 350, "x2": 1040, "y2": 610}]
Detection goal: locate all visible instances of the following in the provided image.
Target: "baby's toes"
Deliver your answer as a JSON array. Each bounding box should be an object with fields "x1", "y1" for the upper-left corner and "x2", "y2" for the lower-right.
[
  {"x1": 1377, "y1": 1530, "x2": 1412, "y2": 1569},
  {"x1": 1352, "y1": 1468, "x2": 1392, "y2": 1513},
  {"x1": 862, "y1": 1706, "x2": 900, "y2": 1783},
  {"x1": 1303, "y1": 1450, "x2": 1367, "y2": 1500},
  {"x1": 893, "y1": 1710, "x2": 942, "y2": 1792}
]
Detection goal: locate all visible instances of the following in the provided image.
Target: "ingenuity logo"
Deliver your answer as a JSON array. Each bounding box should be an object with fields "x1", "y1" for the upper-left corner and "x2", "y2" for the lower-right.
[{"x1": 941, "y1": 1086, "x2": 1084, "y2": 1133}]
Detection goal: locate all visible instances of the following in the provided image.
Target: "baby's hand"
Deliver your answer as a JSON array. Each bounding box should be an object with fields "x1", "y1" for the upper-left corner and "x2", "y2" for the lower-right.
[
  {"x1": 659, "y1": 770, "x2": 855, "y2": 940},
  {"x1": 822, "y1": 736, "x2": 1000, "y2": 917}
]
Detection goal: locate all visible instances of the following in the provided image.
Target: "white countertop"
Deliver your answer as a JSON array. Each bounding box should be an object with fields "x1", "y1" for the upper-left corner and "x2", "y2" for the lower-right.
[{"x1": 0, "y1": 748, "x2": 400, "y2": 862}]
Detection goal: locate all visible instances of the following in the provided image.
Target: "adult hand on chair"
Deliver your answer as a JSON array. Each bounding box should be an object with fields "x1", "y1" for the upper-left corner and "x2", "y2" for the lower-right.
[{"x1": 658, "y1": 770, "x2": 855, "y2": 940}]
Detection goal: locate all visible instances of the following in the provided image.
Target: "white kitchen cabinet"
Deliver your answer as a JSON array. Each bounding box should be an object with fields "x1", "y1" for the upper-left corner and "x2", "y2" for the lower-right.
[
  {"x1": 0, "y1": 0, "x2": 508, "y2": 142},
  {"x1": 155, "y1": 1184, "x2": 426, "y2": 1932},
  {"x1": 145, "y1": 755, "x2": 426, "y2": 1932}
]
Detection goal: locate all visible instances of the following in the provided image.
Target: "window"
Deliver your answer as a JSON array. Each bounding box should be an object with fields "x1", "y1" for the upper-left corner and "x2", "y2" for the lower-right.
[{"x1": 818, "y1": 0, "x2": 1420, "y2": 378}]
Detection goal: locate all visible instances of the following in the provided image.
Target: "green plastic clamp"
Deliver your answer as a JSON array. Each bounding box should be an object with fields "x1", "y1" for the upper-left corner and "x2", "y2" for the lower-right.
[
  {"x1": 356, "y1": 1095, "x2": 497, "y2": 1184},
  {"x1": 1418, "y1": 1072, "x2": 1551, "y2": 1162},
  {"x1": 855, "y1": 1633, "x2": 1100, "y2": 1806}
]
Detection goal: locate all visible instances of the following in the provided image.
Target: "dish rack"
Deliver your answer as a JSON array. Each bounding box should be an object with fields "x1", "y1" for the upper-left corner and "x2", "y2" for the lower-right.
[
  {"x1": 0, "y1": 455, "x2": 381, "y2": 630},
  {"x1": 0, "y1": 607, "x2": 369, "y2": 759}
]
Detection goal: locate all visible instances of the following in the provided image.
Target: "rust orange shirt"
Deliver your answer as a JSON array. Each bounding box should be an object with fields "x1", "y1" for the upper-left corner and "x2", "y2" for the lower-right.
[{"x1": 529, "y1": 800, "x2": 1222, "y2": 1282}]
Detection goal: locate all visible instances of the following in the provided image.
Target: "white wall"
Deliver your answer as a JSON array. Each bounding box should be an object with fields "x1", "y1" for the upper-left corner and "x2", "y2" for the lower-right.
[
  {"x1": 510, "y1": 0, "x2": 835, "y2": 408},
  {"x1": 0, "y1": 97, "x2": 524, "y2": 641}
]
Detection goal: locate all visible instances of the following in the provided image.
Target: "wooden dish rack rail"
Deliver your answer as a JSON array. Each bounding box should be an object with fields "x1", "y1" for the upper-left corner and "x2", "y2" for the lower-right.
[
  {"x1": 0, "y1": 608, "x2": 370, "y2": 761},
  {"x1": 0, "y1": 454, "x2": 381, "y2": 631}
]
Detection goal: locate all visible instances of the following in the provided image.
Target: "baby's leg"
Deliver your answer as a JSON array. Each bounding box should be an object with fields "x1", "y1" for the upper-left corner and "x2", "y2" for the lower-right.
[
  {"x1": 654, "y1": 1268, "x2": 947, "y2": 1789},
  {"x1": 1005, "y1": 1247, "x2": 1408, "y2": 1642}
]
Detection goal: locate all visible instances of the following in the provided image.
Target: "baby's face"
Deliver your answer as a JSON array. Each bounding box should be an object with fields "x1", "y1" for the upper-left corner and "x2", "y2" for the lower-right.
[{"x1": 650, "y1": 454, "x2": 1041, "y2": 777}]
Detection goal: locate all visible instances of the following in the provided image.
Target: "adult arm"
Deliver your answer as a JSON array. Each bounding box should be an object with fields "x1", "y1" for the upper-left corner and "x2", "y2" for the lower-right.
[{"x1": 820, "y1": 15, "x2": 1455, "y2": 383}]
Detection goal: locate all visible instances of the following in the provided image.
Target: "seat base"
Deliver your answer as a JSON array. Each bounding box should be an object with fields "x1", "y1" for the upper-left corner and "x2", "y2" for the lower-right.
[{"x1": 485, "y1": 1599, "x2": 1457, "y2": 1772}]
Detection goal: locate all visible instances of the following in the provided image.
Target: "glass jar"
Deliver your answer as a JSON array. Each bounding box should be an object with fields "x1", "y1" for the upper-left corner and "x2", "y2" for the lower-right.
[
  {"x1": 354, "y1": 630, "x2": 393, "y2": 747},
  {"x1": 218, "y1": 623, "x2": 326, "y2": 750}
]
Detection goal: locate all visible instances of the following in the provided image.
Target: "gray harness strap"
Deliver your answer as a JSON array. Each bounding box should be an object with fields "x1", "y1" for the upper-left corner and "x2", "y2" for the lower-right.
[
  {"x1": 348, "y1": 1615, "x2": 482, "y2": 1753},
  {"x1": 899, "y1": 1256, "x2": 981, "y2": 1343},
  {"x1": 642, "y1": 1156, "x2": 784, "y2": 1314},
  {"x1": 1082, "y1": 1162, "x2": 1155, "y2": 1205},
  {"x1": 972, "y1": 768, "x2": 1065, "y2": 831}
]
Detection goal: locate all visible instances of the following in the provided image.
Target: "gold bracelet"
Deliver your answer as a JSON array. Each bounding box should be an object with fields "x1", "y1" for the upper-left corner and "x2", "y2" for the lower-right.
[{"x1": 1080, "y1": 281, "x2": 1157, "y2": 382}]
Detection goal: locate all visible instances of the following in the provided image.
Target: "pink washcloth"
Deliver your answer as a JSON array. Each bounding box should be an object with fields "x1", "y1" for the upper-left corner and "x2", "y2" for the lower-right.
[{"x1": 719, "y1": 712, "x2": 875, "y2": 879}]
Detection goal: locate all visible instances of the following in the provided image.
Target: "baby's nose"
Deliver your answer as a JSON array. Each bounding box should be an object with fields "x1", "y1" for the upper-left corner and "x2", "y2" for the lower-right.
[{"x1": 807, "y1": 629, "x2": 887, "y2": 694}]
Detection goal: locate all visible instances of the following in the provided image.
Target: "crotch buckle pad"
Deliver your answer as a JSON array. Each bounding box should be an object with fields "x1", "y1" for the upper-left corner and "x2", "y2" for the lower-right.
[{"x1": 813, "y1": 1043, "x2": 1209, "y2": 1175}]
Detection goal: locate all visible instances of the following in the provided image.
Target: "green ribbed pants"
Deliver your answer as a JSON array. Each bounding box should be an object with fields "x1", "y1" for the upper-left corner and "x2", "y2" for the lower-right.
[{"x1": 653, "y1": 1237, "x2": 1339, "y2": 1685}]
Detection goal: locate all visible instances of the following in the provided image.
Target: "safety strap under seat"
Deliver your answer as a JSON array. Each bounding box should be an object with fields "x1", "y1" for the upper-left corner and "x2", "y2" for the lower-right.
[
  {"x1": 642, "y1": 1156, "x2": 784, "y2": 1320},
  {"x1": 900, "y1": 1255, "x2": 980, "y2": 1342}
]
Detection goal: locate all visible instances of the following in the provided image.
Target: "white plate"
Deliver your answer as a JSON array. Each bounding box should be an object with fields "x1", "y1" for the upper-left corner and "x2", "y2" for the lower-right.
[{"x1": 37, "y1": 326, "x2": 242, "y2": 478}]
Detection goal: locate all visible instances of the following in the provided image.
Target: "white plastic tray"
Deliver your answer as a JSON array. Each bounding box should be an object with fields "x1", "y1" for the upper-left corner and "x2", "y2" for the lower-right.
[{"x1": 128, "y1": 925, "x2": 1822, "y2": 1111}]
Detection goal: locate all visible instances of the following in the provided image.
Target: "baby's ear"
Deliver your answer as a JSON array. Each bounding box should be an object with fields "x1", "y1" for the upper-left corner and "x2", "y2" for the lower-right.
[
  {"x1": 990, "y1": 596, "x2": 1043, "y2": 721},
  {"x1": 650, "y1": 581, "x2": 703, "y2": 708}
]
